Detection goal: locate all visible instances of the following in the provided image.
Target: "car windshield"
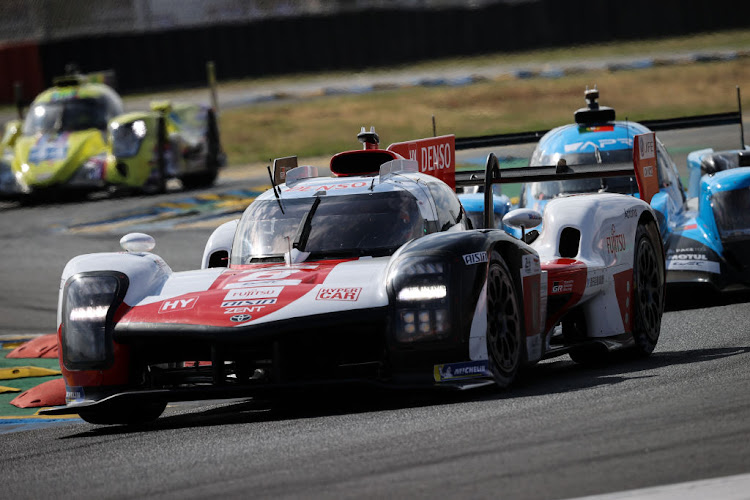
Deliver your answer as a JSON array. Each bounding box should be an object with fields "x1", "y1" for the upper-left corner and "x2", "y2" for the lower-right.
[
  {"x1": 23, "y1": 98, "x2": 109, "y2": 135},
  {"x1": 524, "y1": 148, "x2": 639, "y2": 204},
  {"x1": 231, "y1": 191, "x2": 425, "y2": 264}
]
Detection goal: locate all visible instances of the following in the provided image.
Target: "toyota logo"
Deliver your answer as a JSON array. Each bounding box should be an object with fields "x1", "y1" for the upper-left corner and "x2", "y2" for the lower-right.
[{"x1": 230, "y1": 314, "x2": 252, "y2": 322}]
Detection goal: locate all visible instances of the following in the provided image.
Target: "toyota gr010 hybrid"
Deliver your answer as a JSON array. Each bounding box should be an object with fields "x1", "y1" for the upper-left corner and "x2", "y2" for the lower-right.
[
  {"x1": 512, "y1": 87, "x2": 750, "y2": 294},
  {"x1": 0, "y1": 72, "x2": 224, "y2": 200},
  {"x1": 42, "y1": 128, "x2": 665, "y2": 425}
]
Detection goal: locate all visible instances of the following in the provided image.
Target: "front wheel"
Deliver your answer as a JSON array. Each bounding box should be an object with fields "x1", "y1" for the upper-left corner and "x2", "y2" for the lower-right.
[
  {"x1": 631, "y1": 221, "x2": 665, "y2": 356},
  {"x1": 486, "y1": 252, "x2": 524, "y2": 388}
]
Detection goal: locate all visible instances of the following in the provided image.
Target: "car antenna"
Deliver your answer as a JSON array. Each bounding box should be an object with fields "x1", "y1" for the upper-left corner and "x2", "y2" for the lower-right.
[
  {"x1": 624, "y1": 117, "x2": 638, "y2": 195},
  {"x1": 737, "y1": 86, "x2": 746, "y2": 150},
  {"x1": 266, "y1": 164, "x2": 285, "y2": 214}
]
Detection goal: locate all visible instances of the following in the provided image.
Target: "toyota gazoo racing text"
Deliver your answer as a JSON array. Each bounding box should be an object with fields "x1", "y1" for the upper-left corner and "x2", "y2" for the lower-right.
[
  {"x1": 515, "y1": 87, "x2": 750, "y2": 294},
  {"x1": 0, "y1": 71, "x2": 224, "y2": 200},
  {"x1": 42, "y1": 127, "x2": 665, "y2": 425}
]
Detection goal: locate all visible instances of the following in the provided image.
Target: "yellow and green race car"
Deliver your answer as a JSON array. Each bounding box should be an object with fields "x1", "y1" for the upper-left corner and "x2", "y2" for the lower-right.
[{"x1": 0, "y1": 74, "x2": 224, "y2": 200}]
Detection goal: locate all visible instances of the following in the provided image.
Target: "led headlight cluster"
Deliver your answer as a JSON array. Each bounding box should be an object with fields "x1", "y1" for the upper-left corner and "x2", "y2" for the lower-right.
[
  {"x1": 62, "y1": 272, "x2": 128, "y2": 370},
  {"x1": 389, "y1": 257, "x2": 451, "y2": 343},
  {"x1": 110, "y1": 120, "x2": 147, "y2": 158}
]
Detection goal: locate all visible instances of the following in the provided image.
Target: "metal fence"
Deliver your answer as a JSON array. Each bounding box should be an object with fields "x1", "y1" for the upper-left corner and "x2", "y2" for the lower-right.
[
  {"x1": 0, "y1": 0, "x2": 512, "y2": 43},
  {"x1": 2, "y1": 0, "x2": 748, "y2": 104}
]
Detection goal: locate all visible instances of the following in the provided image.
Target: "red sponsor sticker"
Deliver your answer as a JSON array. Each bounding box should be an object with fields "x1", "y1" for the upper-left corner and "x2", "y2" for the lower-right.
[
  {"x1": 633, "y1": 132, "x2": 659, "y2": 204},
  {"x1": 315, "y1": 287, "x2": 362, "y2": 301},
  {"x1": 388, "y1": 135, "x2": 456, "y2": 189}
]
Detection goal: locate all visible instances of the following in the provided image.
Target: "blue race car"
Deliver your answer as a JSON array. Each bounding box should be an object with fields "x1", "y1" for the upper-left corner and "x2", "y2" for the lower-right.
[
  {"x1": 515, "y1": 87, "x2": 749, "y2": 294},
  {"x1": 457, "y1": 184, "x2": 512, "y2": 230}
]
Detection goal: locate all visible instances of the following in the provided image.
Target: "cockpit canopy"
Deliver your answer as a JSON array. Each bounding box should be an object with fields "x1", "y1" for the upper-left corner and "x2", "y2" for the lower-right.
[
  {"x1": 230, "y1": 190, "x2": 426, "y2": 264},
  {"x1": 521, "y1": 127, "x2": 642, "y2": 207},
  {"x1": 23, "y1": 86, "x2": 123, "y2": 136},
  {"x1": 701, "y1": 150, "x2": 750, "y2": 176}
]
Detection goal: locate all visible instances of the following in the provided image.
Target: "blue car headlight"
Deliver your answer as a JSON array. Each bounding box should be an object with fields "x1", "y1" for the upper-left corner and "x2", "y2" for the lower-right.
[
  {"x1": 61, "y1": 272, "x2": 128, "y2": 370},
  {"x1": 388, "y1": 257, "x2": 451, "y2": 343}
]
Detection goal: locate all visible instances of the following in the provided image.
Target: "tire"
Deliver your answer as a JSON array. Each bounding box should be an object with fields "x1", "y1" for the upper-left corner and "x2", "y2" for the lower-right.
[
  {"x1": 142, "y1": 167, "x2": 167, "y2": 195},
  {"x1": 79, "y1": 401, "x2": 167, "y2": 426},
  {"x1": 631, "y1": 221, "x2": 665, "y2": 356},
  {"x1": 180, "y1": 168, "x2": 218, "y2": 190},
  {"x1": 486, "y1": 252, "x2": 524, "y2": 388}
]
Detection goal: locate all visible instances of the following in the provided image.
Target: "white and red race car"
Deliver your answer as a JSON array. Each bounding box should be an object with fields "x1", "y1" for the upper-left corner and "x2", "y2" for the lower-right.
[{"x1": 42, "y1": 128, "x2": 665, "y2": 425}]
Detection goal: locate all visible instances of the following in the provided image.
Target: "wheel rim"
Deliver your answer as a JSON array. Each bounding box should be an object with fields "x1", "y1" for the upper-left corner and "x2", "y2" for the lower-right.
[
  {"x1": 487, "y1": 264, "x2": 521, "y2": 375},
  {"x1": 634, "y1": 237, "x2": 662, "y2": 340}
]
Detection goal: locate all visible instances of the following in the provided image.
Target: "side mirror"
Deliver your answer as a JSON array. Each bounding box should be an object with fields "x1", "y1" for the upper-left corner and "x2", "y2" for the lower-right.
[
  {"x1": 503, "y1": 208, "x2": 542, "y2": 241},
  {"x1": 120, "y1": 232, "x2": 156, "y2": 252},
  {"x1": 700, "y1": 156, "x2": 718, "y2": 176},
  {"x1": 202, "y1": 219, "x2": 238, "y2": 269}
]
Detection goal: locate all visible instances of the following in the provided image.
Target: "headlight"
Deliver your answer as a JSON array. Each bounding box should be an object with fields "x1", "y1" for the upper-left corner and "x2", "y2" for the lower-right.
[
  {"x1": 111, "y1": 120, "x2": 147, "y2": 158},
  {"x1": 388, "y1": 257, "x2": 451, "y2": 343},
  {"x1": 61, "y1": 272, "x2": 128, "y2": 370},
  {"x1": 397, "y1": 285, "x2": 447, "y2": 301}
]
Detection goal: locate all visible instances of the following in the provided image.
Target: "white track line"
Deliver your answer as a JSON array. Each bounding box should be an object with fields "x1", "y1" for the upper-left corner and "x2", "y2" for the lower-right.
[{"x1": 568, "y1": 473, "x2": 750, "y2": 500}]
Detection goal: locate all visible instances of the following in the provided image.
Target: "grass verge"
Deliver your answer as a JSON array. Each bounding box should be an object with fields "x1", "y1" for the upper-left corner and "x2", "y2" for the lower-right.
[{"x1": 219, "y1": 58, "x2": 749, "y2": 168}]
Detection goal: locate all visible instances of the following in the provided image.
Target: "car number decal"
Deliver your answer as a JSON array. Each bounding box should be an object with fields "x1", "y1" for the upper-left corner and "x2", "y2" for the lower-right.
[{"x1": 28, "y1": 134, "x2": 70, "y2": 163}]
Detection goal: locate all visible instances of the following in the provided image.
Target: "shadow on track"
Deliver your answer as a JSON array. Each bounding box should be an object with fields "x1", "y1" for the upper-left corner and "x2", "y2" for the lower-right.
[
  {"x1": 59, "y1": 345, "x2": 750, "y2": 439},
  {"x1": 666, "y1": 286, "x2": 750, "y2": 311},
  {"x1": 508, "y1": 345, "x2": 750, "y2": 399}
]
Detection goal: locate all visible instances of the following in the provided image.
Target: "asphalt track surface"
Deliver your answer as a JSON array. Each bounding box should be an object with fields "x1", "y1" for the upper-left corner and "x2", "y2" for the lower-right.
[{"x1": 1, "y1": 125, "x2": 750, "y2": 499}]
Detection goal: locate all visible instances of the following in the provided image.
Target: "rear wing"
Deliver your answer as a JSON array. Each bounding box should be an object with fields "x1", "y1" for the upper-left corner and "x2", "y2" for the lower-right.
[
  {"x1": 456, "y1": 156, "x2": 640, "y2": 229},
  {"x1": 456, "y1": 131, "x2": 657, "y2": 229},
  {"x1": 456, "y1": 87, "x2": 745, "y2": 151},
  {"x1": 52, "y1": 69, "x2": 117, "y2": 89}
]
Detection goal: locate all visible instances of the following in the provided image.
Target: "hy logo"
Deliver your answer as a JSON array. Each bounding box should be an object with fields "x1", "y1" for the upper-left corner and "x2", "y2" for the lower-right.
[{"x1": 159, "y1": 297, "x2": 197, "y2": 313}]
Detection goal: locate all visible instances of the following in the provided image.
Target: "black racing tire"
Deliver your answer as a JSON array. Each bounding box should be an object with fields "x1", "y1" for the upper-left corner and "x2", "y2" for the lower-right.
[
  {"x1": 142, "y1": 167, "x2": 167, "y2": 195},
  {"x1": 631, "y1": 221, "x2": 665, "y2": 356},
  {"x1": 486, "y1": 252, "x2": 524, "y2": 389},
  {"x1": 180, "y1": 169, "x2": 218, "y2": 190},
  {"x1": 78, "y1": 401, "x2": 167, "y2": 426}
]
